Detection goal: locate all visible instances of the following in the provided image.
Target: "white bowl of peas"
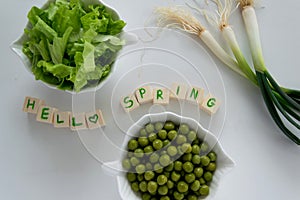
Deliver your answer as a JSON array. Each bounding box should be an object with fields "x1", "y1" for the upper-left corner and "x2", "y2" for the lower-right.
[{"x1": 116, "y1": 112, "x2": 235, "y2": 200}]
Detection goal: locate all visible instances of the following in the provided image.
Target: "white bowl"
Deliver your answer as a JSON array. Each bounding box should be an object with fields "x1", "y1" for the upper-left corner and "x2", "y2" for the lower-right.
[
  {"x1": 103, "y1": 112, "x2": 235, "y2": 200},
  {"x1": 10, "y1": 0, "x2": 124, "y2": 94}
]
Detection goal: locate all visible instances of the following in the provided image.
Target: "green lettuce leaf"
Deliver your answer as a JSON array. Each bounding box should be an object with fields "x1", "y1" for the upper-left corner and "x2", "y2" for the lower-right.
[
  {"x1": 82, "y1": 41, "x2": 96, "y2": 72},
  {"x1": 47, "y1": 26, "x2": 73, "y2": 64},
  {"x1": 37, "y1": 60, "x2": 75, "y2": 79}
]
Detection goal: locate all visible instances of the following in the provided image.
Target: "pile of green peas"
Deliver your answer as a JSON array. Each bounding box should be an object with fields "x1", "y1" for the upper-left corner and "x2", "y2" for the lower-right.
[{"x1": 122, "y1": 121, "x2": 217, "y2": 200}]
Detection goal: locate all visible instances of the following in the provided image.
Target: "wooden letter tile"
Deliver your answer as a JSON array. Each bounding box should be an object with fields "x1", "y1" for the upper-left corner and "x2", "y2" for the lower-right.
[
  {"x1": 186, "y1": 86, "x2": 204, "y2": 104},
  {"x1": 121, "y1": 95, "x2": 140, "y2": 112},
  {"x1": 153, "y1": 88, "x2": 170, "y2": 105},
  {"x1": 200, "y1": 94, "x2": 221, "y2": 115},
  {"x1": 23, "y1": 96, "x2": 44, "y2": 114},
  {"x1": 36, "y1": 106, "x2": 56, "y2": 124},
  {"x1": 86, "y1": 110, "x2": 106, "y2": 129},
  {"x1": 135, "y1": 86, "x2": 153, "y2": 104},
  {"x1": 170, "y1": 83, "x2": 188, "y2": 100},
  {"x1": 53, "y1": 111, "x2": 70, "y2": 128},
  {"x1": 70, "y1": 113, "x2": 87, "y2": 131}
]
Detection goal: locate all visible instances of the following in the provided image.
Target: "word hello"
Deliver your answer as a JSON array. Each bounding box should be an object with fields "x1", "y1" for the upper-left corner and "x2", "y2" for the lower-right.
[
  {"x1": 22, "y1": 97, "x2": 105, "y2": 131},
  {"x1": 121, "y1": 83, "x2": 221, "y2": 115}
]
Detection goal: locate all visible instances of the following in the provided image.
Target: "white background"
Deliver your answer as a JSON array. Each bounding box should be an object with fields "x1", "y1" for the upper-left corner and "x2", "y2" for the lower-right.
[{"x1": 1, "y1": 0, "x2": 300, "y2": 200}]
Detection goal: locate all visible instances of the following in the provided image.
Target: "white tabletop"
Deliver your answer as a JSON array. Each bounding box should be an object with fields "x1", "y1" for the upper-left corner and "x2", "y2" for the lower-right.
[{"x1": 1, "y1": 0, "x2": 300, "y2": 200}]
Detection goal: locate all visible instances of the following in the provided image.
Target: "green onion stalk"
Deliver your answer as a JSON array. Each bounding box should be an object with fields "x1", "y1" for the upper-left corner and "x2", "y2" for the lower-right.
[{"x1": 238, "y1": 0, "x2": 300, "y2": 144}]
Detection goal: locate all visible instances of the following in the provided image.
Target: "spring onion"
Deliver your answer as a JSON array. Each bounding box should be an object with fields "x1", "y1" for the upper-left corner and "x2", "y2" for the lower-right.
[
  {"x1": 238, "y1": 0, "x2": 300, "y2": 144},
  {"x1": 155, "y1": 0, "x2": 300, "y2": 144}
]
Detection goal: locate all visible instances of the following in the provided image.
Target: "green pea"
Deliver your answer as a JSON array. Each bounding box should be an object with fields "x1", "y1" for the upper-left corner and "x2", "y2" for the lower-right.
[
  {"x1": 199, "y1": 185, "x2": 210, "y2": 196},
  {"x1": 192, "y1": 155, "x2": 201, "y2": 165},
  {"x1": 164, "y1": 121, "x2": 175, "y2": 131},
  {"x1": 157, "y1": 174, "x2": 168, "y2": 185},
  {"x1": 148, "y1": 133, "x2": 157, "y2": 142},
  {"x1": 173, "y1": 191, "x2": 184, "y2": 200},
  {"x1": 206, "y1": 162, "x2": 217, "y2": 172},
  {"x1": 194, "y1": 167, "x2": 204, "y2": 178},
  {"x1": 139, "y1": 181, "x2": 148, "y2": 192},
  {"x1": 158, "y1": 185, "x2": 168, "y2": 195},
  {"x1": 153, "y1": 139, "x2": 163, "y2": 150},
  {"x1": 208, "y1": 151, "x2": 217, "y2": 162},
  {"x1": 140, "y1": 128, "x2": 147, "y2": 137},
  {"x1": 176, "y1": 135, "x2": 187, "y2": 145},
  {"x1": 159, "y1": 154, "x2": 171, "y2": 167},
  {"x1": 191, "y1": 180, "x2": 200, "y2": 192},
  {"x1": 187, "y1": 194, "x2": 198, "y2": 200},
  {"x1": 130, "y1": 157, "x2": 140, "y2": 166},
  {"x1": 179, "y1": 124, "x2": 190, "y2": 134},
  {"x1": 163, "y1": 140, "x2": 170, "y2": 147},
  {"x1": 144, "y1": 145, "x2": 154, "y2": 154},
  {"x1": 171, "y1": 171, "x2": 181, "y2": 182},
  {"x1": 146, "y1": 123, "x2": 155, "y2": 133},
  {"x1": 145, "y1": 162, "x2": 152, "y2": 171},
  {"x1": 137, "y1": 174, "x2": 144, "y2": 182},
  {"x1": 182, "y1": 153, "x2": 192, "y2": 162},
  {"x1": 136, "y1": 164, "x2": 146, "y2": 174},
  {"x1": 168, "y1": 130, "x2": 177, "y2": 140},
  {"x1": 177, "y1": 181, "x2": 189, "y2": 193},
  {"x1": 134, "y1": 148, "x2": 144, "y2": 158},
  {"x1": 142, "y1": 193, "x2": 151, "y2": 200},
  {"x1": 200, "y1": 142, "x2": 209, "y2": 153},
  {"x1": 192, "y1": 138, "x2": 201, "y2": 145},
  {"x1": 127, "y1": 172, "x2": 136, "y2": 182},
  {"x1": 128, "y1": 139, "x2": 138, "y2": 151},
  {"x1": 138, "y1": 137, "x2": 149, "y2": 147},
  {"x1": 147, "y1": 181, "x2": 158, "y2": 193},
  {"x1": 155, "y1": 122, "x2": 164, "y2": 131},
  {"x1": 150, "y1": 153, "x2": 159, "y2": 163},
  {"x1": 165, "y1": 163, "x2": 174, "y2": 172},
  {"x1": 183, "y1": 161, "x2": 194, "y2": 173},
  {"x1": 185, "y1": 173, "x2": 196, "y2": 183},
  {"x1": 160, "y1": 196, "x2": 170, "y2": 200},
  {"x1": 187, "y1": 130, "x2": 197, "y2": 142},
  {"x1": 167, "y1": 146, "x2": 178, "y2": 157},
  {"x1": 182, "y1": 143, "x2": 192, "y2": 153},
  {"x1": 158, "y1": 129, "x2": 168, "y2": 140},
  {"x1": 204, "y1": 171, "x2": 213, "y2": 182},
  {"x1": 167, "y1": 180, "x2": 174, "y2": 189},
  {"x1": 144, "y1": 171, "x2": 155, "y2": 181},
  {"x1": 122, "y1": 159, "x2": 131, "y2": 170},
  {"x1": 154, "y1": 163, "x2": 163, "y2": 173},
  {"x1": 164, "y1": 171, "x2": 170, "y2": 179},
  {"x1": 199, "y1": 178, "x2": 206, "y2": 185},
  {"x1": 192, "y1": 144, "x2": 200, "y2": 155},
  {"x1": 201, "y1": 156, "x2": 210, "y2": 166},
  {"x1": 131, "y1": 182, "x2": 139, "y2": 192},
  {"x1": 177, "y1": 146, "x2": 184, "y2": 156},
  {"x1": 174, "y1": 161, "x2": 183, "y2": 171}
]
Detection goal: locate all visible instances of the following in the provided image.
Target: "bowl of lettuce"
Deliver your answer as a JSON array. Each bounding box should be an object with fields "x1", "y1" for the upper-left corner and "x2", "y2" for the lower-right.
[{"x1": 11, "y1": 0, "x2": 126, "y2": 93}]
